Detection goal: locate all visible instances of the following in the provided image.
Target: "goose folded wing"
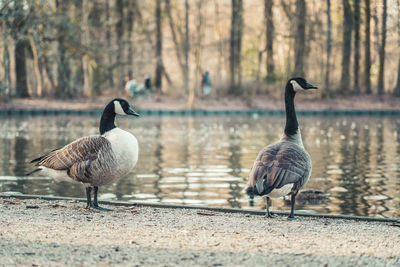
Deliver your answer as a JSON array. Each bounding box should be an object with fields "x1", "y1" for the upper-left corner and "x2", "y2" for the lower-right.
[
  {"x1": 249, "y1": 143, "x2": 308, "y2": 189},
  {"x1": 31, "y1": 136, "x2": 112, "y2": 170}
]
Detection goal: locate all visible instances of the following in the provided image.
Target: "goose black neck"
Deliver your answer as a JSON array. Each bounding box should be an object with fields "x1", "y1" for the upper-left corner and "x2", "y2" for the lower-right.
[
  {"x1": 284, "y1": 83, "x2": 298, "y2": 136},
  {"x1": 99, "y1": 103, "x2": 116, "y2": 135}
]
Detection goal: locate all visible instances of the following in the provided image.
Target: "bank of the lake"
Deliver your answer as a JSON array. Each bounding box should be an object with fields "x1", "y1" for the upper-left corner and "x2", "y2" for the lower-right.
[
  {"x1": 0, "y1": 197, "x2": 399, "y2": 266},
  {"x1": 1, "y1": 94, "x2": 400, "y2": 112}
]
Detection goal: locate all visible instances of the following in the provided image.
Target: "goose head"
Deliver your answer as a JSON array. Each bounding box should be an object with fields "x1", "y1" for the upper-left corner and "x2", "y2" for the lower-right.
[
  {"x1": 112, "y1": 98, "x2": 140, "y2": 117},
  {"x1": 288, "y1": 77, "x2": 318, "y2": 94}
]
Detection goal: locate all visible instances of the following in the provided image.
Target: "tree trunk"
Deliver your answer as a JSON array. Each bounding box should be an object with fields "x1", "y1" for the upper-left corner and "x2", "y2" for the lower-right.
[
  {"x1": 14, "y1": 0, "x2": 29, "y2": 98},
  {"x1": 42, "y1": 53, "x2": 56, "y2": 93},
  {"x1": 353, "y1": 0, "x2": 360, "y2": 93},
  {"x1": 126, "y1": 0, "x2": 136, "y2": 81},
  {"x1": 29, "y1": 35, "x2": 43, "y2": 97},
  {"x1": 189, "y1": 0, "x2": 204, "y2": 108},
  {"x1": 82, "y1": 0, "x2": 92, "y2": 97},
  {"x1": 372, "y1": 5, "x2": 379, "y2": 62},
  {"x1": 323, "y1": 0, "x2": 332, "y2": 98},
  {"x1": 116, "y1": 0, "x2": 124, "y2": 89},
  {"x1": 15, "y1": 40, "x2": 29, "y2": 98},
  {"x1": 377, "y1": 0, "x2": 387, "y2": 95},
  {"x1": 364, "y1": 0, "x2": 372, "y2": 94},
  {"x1": 105, "y1": 0, "x2": 114, "y2": 87},
  {"x1": 340, "y1": 0, "x2": 353, "y2": 94},
  {"x1": 236, "y1": 0, "x2": 243, "y2": 93},
  {"x1": 183, "y1": 0, "x2": 190, "y2": 95},
  {"x1": 293, "y1": 0, "x2": 306, "y2": 77},
  {"x1": 214, "y1": 1, "x2": 223, "y2": 91},
  {"x1": 229, "y1": 0, "x2": 243, "y2": 95},
  {"x1": 154, "y1": 0, "x2": 163, "y2": 93},
  {"x1": 393, "y1": 0, "x2": 400, "y2": 97},
  {"x1": 2, "y1": 21, "x2": 10, "y2": 97},
  {"x1": 165, "y1": 0, "x2": 187, "y2": 90},
  {"x1": 394, "y1": 57, "x2": 400, "y2": 96},
  {"x1": 264, "y1": 0, "x2": 274, "y2": 81},
  {"x1": 56, "y1": 0, "x2": 71, "y2": 98},
  {"x1": 229, "y1": 0, "x2": 236, "y2": 92}
]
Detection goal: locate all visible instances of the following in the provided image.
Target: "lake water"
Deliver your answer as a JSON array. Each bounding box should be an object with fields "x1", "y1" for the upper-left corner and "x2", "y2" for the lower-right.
[{"x1": 0, "y1": 114, "x2": 399, "y2": 218}]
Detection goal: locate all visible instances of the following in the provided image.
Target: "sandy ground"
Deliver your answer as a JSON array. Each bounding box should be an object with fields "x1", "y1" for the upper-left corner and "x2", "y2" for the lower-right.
[
  {"x1": 1, "y1": 94, "x2": 400, "y2": 111},
  {"x1": 0, "y1": 198, "x2": 399, "y2": 266}
]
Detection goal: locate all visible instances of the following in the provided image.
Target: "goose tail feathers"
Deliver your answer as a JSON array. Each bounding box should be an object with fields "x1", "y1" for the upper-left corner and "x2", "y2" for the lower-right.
[
  {"x1": 26, "y1": 168, "x2": 42, "y2": 176},
  {"x1": 30, "y1": 157, "x2": 42, "y2": 164},
  {"x1": 246, "y1": 179, "x2": 274, "y2": 197},
  {"x1": 246, "y1": 185, "x2": 256, "y2": 197}
]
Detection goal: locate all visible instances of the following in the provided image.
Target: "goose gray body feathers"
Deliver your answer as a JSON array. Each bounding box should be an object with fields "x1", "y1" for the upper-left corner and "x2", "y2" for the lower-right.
[{"x1": 248, "y1": 132, "x2": 312, "y2": 198}]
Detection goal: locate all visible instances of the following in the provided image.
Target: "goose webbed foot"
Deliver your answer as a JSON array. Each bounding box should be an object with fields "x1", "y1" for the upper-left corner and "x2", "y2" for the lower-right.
[
  {"x1": 287, "y1": 214, "x2": 300, "y2": 220},
  {"x1": 84, "y1": 203, "x2": 112, "y2": 211},
  {"x1": 287, "y1": 194, "x2": 298, "y2": 220},
  {"x1": 92, "y1": 186, "x2": 112, "y2": 211},
  {"x1": 85, "y1": 187, "x2": 93, "y2": 209},
  {"x1": 265, "y1": 212, "x2": 277, "y2": 218},
  {"x1": 85, "y1": 186, "x2": 112, "y2": 211},
  {"x1": 264, "y1": 197, "x2": 276, "y2": 218},
  {"x1": 92, "y1": 203, "x2": 112, "y2": 211}
]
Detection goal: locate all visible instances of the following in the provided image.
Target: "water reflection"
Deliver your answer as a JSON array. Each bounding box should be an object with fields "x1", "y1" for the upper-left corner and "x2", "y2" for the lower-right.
[{"x1": 0, "y1": 115, "x2": 400, "y2": 218}]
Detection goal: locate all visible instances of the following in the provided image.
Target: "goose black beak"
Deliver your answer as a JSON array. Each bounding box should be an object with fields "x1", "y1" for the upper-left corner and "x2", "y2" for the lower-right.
[
  {"x1": 305, "y1": 82, "x2": 318, "y2": 89},
  {"x1": 127, "y1": 107, "x2": 140, "y2": 117}
]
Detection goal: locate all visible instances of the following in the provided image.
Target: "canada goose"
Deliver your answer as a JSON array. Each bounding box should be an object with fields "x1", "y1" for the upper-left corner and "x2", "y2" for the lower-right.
[
  {"x1": 27, "y1": 98, "x2": 140, "y2": 210},
  {"x1": 246, "y1": 77, "x2": 318, "y2": 219}
]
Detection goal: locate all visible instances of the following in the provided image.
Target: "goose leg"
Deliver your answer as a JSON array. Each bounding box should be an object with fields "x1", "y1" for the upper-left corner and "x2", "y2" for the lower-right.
[
  {"x1": 265, "y1": 197, "x2": 276, "y2": 218},
  {"x1": 93, "y1": 186, "x2": 99, "y2": 207},
  {"x1": 288, "y1": 194, "x2": 297, "y2": 219},
  {"x1": 92, "y1": 186, "x2": 112, "y2": 211},
  {"x1": 85, "y1": 187, "x2": 92, "y2": 209},
  {"x1": 249, "y1": 196, "x2": 254, "y2": 207}
]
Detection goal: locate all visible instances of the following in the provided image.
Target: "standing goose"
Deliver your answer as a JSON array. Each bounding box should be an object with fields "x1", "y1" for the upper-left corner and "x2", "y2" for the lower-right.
[
  {"x1": 246, "y1": 77, "x2": 318, "y2": 219},
  {"x1": 28, "y1": 98, "x2": 140, "y2": 210}
]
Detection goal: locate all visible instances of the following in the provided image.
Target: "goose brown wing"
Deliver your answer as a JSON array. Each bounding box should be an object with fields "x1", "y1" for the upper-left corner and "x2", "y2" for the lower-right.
[
  {"x1": 31, "y1": 136, "x2": 112, "y2": 171},
  {"x1": 249, "y1": 142, "x2": 310, "y2": 190}
]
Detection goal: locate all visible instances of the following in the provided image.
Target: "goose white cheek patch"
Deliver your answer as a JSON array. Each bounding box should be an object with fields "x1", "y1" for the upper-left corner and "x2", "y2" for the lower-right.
[
  {"x1": 114, "y1": 101, "x2": 126, "y2": 115},
  {"x1": 291, "y1": 80, "x2": 303, "y2": 92}
]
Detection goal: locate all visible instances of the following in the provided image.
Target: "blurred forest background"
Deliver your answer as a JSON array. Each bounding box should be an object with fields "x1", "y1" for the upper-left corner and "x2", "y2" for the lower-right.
[{"x1": 1, "y1": 0, "x2": 400, "y2": 104}]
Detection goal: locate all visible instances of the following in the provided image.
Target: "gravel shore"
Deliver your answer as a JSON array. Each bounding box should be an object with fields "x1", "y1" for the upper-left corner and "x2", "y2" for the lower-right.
[{"x1": 1, "y1": 198, "x2": 399, "y2": 266}]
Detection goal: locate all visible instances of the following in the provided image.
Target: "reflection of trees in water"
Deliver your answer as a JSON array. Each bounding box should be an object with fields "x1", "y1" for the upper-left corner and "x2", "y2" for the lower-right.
[
  {"x1": 14, "y1": 134, "x2": 29, "y2": 176},
  {"x1": 361, "y1": 127, "x2": 371, "y2": 173},
  {"x1": 181, "y1": 117, "x2": 191, "y2": 203},
  {"x1": 227, "y1": 128, "x2": 242, "y2": 208},
  {"x1": 350, "y1": 122, "x2": 370, "y2": 215},
  {"x1": 194, "y1": 117, "x2": 207, "y2": 202},
  {"x1": 11, "y1": 122, "x2": 31, "y2": 194},
  {"x1": 351, "y1": 124, "x2": 370, "y2": 216},
  {"x1": 395, "y1": 121, "x2": 400, "y2": 217},
  {"x1": 152, "y1": 119, "x2": 164, "y2": 202},
  {"x1": 374, "y1": 124, "x2": 389, "y2": 215},
  {"x1": 1, "y1": 124, "x2": 12, "y2": 176},
  {"x1": 337, "y1": 120, "x2": 363, "y2": 216},
  {"x1": 320, "y1": 118, "x2": 334, "y2": 214},
  {"x1": 396, "y1": 121, "x2": 400, "y2": 182}
]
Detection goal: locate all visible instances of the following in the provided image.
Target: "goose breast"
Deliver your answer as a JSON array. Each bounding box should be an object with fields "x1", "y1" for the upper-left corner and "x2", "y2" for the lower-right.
[{"x1": 104, "y1": 128, "x2": 139, "y2": 180}]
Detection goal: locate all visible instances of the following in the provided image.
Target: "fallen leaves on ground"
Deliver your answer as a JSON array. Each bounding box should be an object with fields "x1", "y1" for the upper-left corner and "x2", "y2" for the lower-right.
[
  {"x1": 2, "y1": 200, "x2": 22, "y2": 205},
  {"x1": 197, "y1": 211, "x2": 216, "y2": 216},
  {"x1": 48, "y1": 203, "x2": 67, "y2": 208},
  {"x1": 26, "y1": 205, "x2": 39, "y2": 209}
]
